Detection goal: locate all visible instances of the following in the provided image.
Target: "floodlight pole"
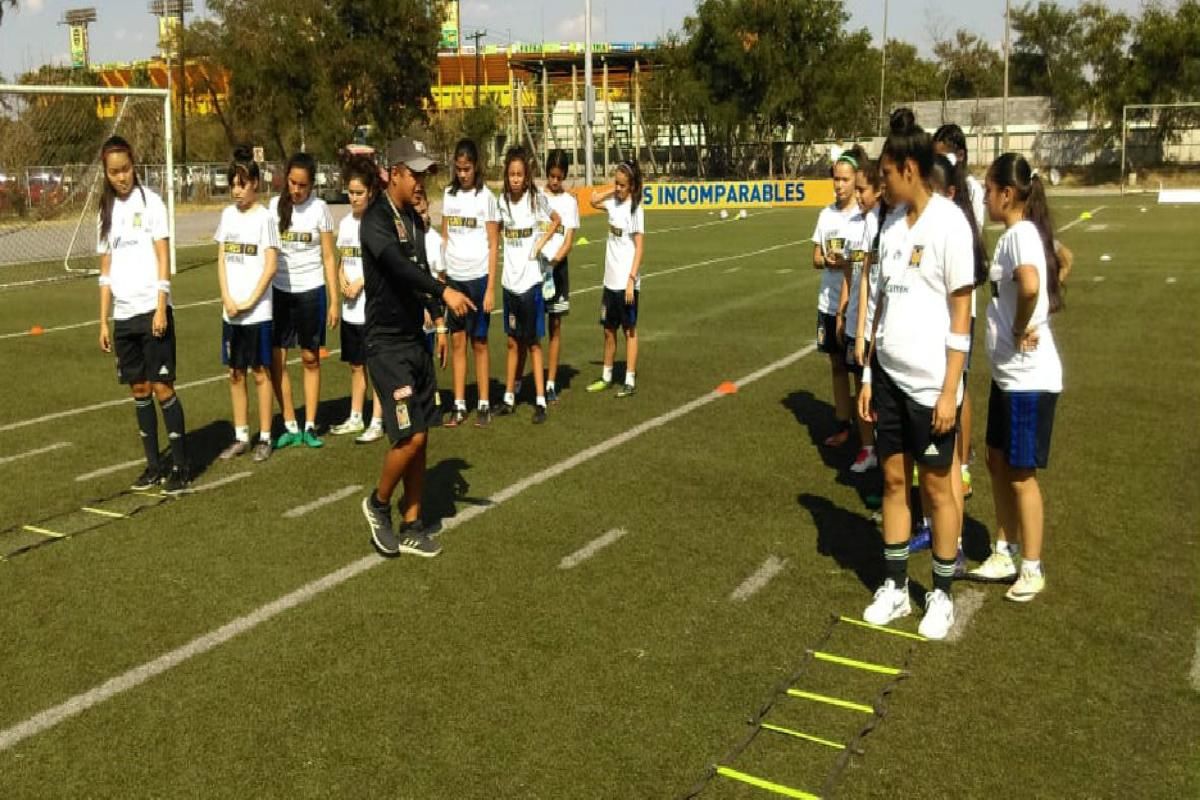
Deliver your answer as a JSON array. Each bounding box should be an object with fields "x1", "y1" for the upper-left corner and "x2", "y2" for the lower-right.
[
  {"x1": 1002, "y1": 0, "x2": 1011, "y2": 152},
  {"x1": 584, "y1": 0, "x2": 595, "y2": 185},
  {"x1": 877, "y1": 0, "x2": 888, "y2": 136}
]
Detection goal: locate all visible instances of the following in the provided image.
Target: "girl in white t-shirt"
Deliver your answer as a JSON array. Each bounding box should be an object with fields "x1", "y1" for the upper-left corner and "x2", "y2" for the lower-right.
[
  {"x1": 813, "y1": 154, "x2": 861, "y2": 447},
  {"x1": 857, "y1": 109, "x2": 975, "y2": 640},
  {"x1": 329, "y1": 156, "x2": 386, "y2": 443},
  {"x1": 495, "y1": 147, "x2": 560, "y2": 423},
  {"x1": 268, "y1": 152, "x2": 337, "y2": 449},
  {"x1": 587, "y1": 161, "x2": 645, "y2": 398},
  {"x1": 542, "y1": 150, "x2": 580, "y2": 402},
  {"x1": 441, "y1": 139, "x2": 501, "y2": 427},
  {"x1": 96, "y1": 135, "x2": 190, "y2": 494},
  {"x1": 848, "y1": 155, "x2": 884, "y2": 474},
  {"x1": 215, "y1": 147, "x2": 280, "y2": 464},
  {"x1": 968, "y1": 153, "x2": 1065, "y2": 603}
]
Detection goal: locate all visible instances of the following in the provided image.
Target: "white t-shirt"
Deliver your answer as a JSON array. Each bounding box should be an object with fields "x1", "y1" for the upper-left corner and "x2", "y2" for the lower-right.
[
  {"x1": 425, "y1": 227, "x2": 444, "y2": 275},
  {"x1": 987, "y1": 220, "x2": 1063, "y2": 393},
  {"x1": 215, "y1": 204, "x2": 280, "y2": 326},
  {"x1": 97, "y1": 187, "x2": 170, "y2": 320},
  {"x1": 442, "y1": 186, "x2": 500, "y2": 281},
  {"x1": 269, "y1": 195, "x2": 333, "y2": 293},
  {"x1": 860, "y1": 206, "x2": 885, "y2": 341},
  {"x1": 967, "y1": 175, "x2": 986, "y2": 232},
  {"x1": 337, "y1": 214, "x2": 365, "y2": 325},
  {"x1": 844, "y1": 207, "x2": 879, "y2": 337},
  {"x1": 543, "y1": 190, "x2": 580, "y2": 261},
  {"x1": 875, "y1": 195, "x2": 976, "y2": 407},
  {"x1": 604, "y1": 196, "x2": 644, "y2": 291},
  {"x1": 812, "y1": 202, "x2": 860, "y2": 314},
  {"x1": 499, "y1": 191, "x2": 553, "y2": 294}
]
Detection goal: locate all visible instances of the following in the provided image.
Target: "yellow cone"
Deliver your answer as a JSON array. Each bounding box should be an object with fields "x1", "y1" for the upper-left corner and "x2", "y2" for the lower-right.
[{"x1": 576, "y1": 236, "x2": 591, "y2": 246}]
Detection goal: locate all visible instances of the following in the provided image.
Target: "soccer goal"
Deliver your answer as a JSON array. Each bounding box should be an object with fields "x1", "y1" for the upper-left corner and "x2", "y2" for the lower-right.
[
  {"x1": 1120, "y1": 102, "x2": 1200, "y2": 201},
  {"x1": 0, "y1": 84, "x2": 176, "y2": 288}
]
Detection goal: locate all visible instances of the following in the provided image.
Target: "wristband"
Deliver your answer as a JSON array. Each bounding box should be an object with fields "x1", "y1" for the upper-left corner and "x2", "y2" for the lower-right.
[
  {"x1": 98, "y1": 275, "x2": 112, "y2": 287},
  {"x1": 862, "y1": 366, "x2": 873, "y2": 385},
  {"x1": 945, "y1": 332, "x2": 971, "y2": 352},
  {"x1": 156, "y1": 280, "x2": 171, "y2": 293},
  {"x1": 435, "y1": 326, "x2": 449, "y2": 334}
]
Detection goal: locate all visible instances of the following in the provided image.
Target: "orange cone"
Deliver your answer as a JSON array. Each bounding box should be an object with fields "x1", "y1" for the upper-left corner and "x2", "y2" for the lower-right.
[
  {"x1": 29, "y1": 325, "x2": 45, "y2": 336},
  {"x1": 716, "y1": 381, "x2": 738, "y2": 395},
  {"x1": 319, "y1": 346, "x2": 330, "y2": 359}
]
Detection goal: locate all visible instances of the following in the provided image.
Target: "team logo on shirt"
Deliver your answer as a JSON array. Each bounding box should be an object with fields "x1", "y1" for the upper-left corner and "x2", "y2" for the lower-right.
[
  {"x1": 223, "y1": 243, "x2": 259, "y2": 256},
  {"x1": 338, "y1": 246, "x2": 361, "y2": 258},
  {"x1": 445, "y1": 215, "x2": 478, "y2": 229},
  {"x1": 280, "y1": 231, "x2": 315, "y2": 244},
  {"x1": 851, "y1": 249, "x2": 867, "y2": 266},
  {"x1": 503, "y1": 227, "x2": 534, "y2": 244},
  {"x1": 826, "y1": 236, "x2": 846, "y2": 256},
  {"x1": 908, "y1": 245, "x2": 925, "y2": 268},
  {"x1": 132, "y1": 213, "x2": 144, "y2": 228},
  {"x1": 609, "y1": 224, "x2": 624, "y2": 238}
]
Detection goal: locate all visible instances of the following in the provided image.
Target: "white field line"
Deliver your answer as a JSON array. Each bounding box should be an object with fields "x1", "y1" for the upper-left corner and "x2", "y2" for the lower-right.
[
  {"x1": 723, "y1": 267, "x2": 741, "y2": 274},
  {"x1": 1057, "y1": 206, "x2": 1107, "y2": 233},
  {"x1": 729, "y1": 555, "x2": 788, "y2": 602},
  {"x1": 945, "y1": 587, "x2": 986, "y2": 643},
  {"x1": 0, "y1": 441, "x2": 71, "y2": 466},
  {"x1": 1190, "y1": 629, "x2": 1200, "y2": 692},
  {"x1": 558, "y1": 528, "x2": 629, "y2": 569},
  {"x1": 75, "y1": 458, "x2": 146, "y2": 482},
  {"x1": 281, "y1": 485, "x2": 362, "y2": 519},
  {"x1": 0, "y1": 240, "x2": 807, "y2": 436},
  {"x1": 0, "y1": 342, "x2": 817, "y2": 754},
  {"x1": 0, "y1": 298, "x2": 221, "y2": 340},
  {"x1": 192, "y1": 471, "x2": 253, "y2": 493}
]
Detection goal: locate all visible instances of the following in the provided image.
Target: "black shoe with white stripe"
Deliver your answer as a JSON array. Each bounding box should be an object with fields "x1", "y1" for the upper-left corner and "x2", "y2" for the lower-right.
[
  {"x1": 397, "y1": 520, "x2": 442, "y2": 558},
  {"x1": 131, "y1": 464, "x2": 164, "y2": 491},
  {"x1": 363, "y1": 494, "x2": 400, "y2": 557}
]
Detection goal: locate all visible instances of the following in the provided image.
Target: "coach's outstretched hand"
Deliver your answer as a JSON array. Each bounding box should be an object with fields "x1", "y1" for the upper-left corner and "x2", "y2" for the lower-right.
[{"x1": 442, "y1": 286, "x2": 476, "y2": 319}]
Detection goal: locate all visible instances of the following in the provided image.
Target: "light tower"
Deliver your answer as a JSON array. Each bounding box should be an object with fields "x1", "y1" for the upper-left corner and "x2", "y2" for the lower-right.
[
  {"x1": 148, "y1": 0, "x2": 194, "y2": 165},
  {"x1": 60, "y1": 8, "x2": 98, "y2": 70}
]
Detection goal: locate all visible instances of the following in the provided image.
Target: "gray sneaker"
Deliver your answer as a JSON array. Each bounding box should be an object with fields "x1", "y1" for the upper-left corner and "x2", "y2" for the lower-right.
[
  {"x1": 252, "y1": 440, "x2": 273, "y2": 462},
  {"x1": 397, "y1": 520, "x2": 442, "y2": 558},
  {"x1": 363, "y1": 495, "x2": 400, "y2": 557},
  {"x1": 219, "y1": 440, "x2": 249, "y2": 460}
]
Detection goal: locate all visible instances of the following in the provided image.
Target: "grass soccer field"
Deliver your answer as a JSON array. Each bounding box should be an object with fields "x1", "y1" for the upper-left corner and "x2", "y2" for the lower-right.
[{"x1": 0, "y1": 195, "x2": 1197, "y2": 798}]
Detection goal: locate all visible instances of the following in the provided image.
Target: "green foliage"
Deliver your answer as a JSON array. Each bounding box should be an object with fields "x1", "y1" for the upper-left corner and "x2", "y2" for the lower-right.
[{"x1": 932, "y1": 29, "x2": 1003, "y2": 104}]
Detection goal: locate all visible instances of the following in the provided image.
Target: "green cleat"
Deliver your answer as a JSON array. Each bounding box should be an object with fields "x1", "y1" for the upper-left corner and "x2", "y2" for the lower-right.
[
  {"x1": 586, "y1": 379, "x2": 612, "y2": 393},
  {"x1": 302, "y1": 429, "x2": 324, "y2": 448},
  {"x1": 274, "y1": 430, "x2": 302, "y2": 450}
]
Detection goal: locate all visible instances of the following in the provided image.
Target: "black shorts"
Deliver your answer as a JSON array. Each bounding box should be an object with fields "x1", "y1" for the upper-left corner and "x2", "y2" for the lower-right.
[
  {"x1": 366, "y1": 337, "x2": 437, "y2": 444},
  {"x1": 503, "y1": 286, "x2": 546, "y2": 344},
  {"x1": 986, "y1": 381, "x2": 1058, "y2": 470},
  {"x1": 600, "y1": 287, "x2": 638, "y2": 330},
  {"x1": 844, "y1": 336, "x2": 865, "y2": 376},
  {"x1": 546, "y1": 257, "x2": 570, "y2": 315},
  {"x1": 114, "y1": 308, "x2": 177, "y2": 384},
  {"x1": 272, "y1": 286, "x2": 327, "y2": 352},
  {"x1": 871, "y1": 356, "x2": 957, "y2": 468},
  {"x1": 445, "y1": 276, "x2": 491, "y2": 340},
  {"x1": 964, "y1": 315, "x2": 977, "y2": 374},
  {"x1": 222, "y1": 321, "x2": 273, "y2": 370},
  {"x1": 340, "y1": 320, "x2": 367, "y2": 365},
  {"x1": 816, "y1": 311, "x2": 840, "y2": 355}
]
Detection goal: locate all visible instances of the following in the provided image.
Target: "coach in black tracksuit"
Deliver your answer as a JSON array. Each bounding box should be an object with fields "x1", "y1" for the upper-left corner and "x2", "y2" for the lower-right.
[{"x1": 359, "y1": 137, "x2": 474, "y2": 559}]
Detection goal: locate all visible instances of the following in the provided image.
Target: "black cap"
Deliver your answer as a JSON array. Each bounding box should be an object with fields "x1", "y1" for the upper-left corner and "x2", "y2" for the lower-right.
[{"x1": 384, "y1": 137, "x2": 437, "y2": 174}]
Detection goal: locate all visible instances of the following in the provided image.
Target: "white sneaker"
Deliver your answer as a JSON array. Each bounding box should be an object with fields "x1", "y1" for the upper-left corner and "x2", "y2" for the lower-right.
[
  {"x1": 969, "y1": 551, "x2": 1018, "y2": 582},
  {"x1": 330, "y1": 417, "x2": 366, "y2": 436},
  {"x1": 863, "y1": 579, "x2": 911, "y2": 625},
  {"x1": 918, "y1": 589, "x2": 955, "y2": 640},
  {"x1": 1005, "y1": 568, "x2": 1045, "y2": 603},
  {"x1": 355, "y1": 423, "x2": 384, "y2": 444},
  {"x1": 850, "y1": 447, "x2": 878, "y2": 473}
]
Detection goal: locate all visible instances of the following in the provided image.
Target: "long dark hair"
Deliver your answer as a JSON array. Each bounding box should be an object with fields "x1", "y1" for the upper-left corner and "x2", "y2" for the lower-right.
[
  {"x1": 98, "y1": 135, "x2": 145, "y2": 241},
  {"x1": 502, "y1": 146, "x2": 537, "y2": 210},
  {"x1": 341, "y1": 154, "x2": 381, "y2": 197},
  {"x1": 227, "y1": 144, "x2": 261, "y2": 192},
  {"x1": 450, "y1": 138, "x2": 485, "y2": 195},
  {"x1": 277, "y1": 152, "x2": 316, "y2": 234},
  {"x1": 616, "y1": 159, "x2": 644, "y2": 213},
  {"x1": 931, "y1": 154, "x2": 988, "y2": 287},
  {"x1": 881, "y1": 108, "x2": 933, "y2": 180},
  {"x1": 988, "y1": 152, "x2": 1064, "y2": 313},
  {"x1": 933, "y1": 123, "x2": 969, "y2": 164},
  {"x1": 545, "y1": 149, "x2": 571, "y2": 183}
]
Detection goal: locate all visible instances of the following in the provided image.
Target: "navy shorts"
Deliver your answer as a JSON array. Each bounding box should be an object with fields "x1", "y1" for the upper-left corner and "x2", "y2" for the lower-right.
[
  {"x1": 816, "y1": 311, "x2": 840, "y2": 355},
  {"x1": 272, "y1": 286, "x2": 327, "y2": 352},
  {"x1": 446, "y1": 276, "x2": 491, "y2": 340},
  {"x1": 986, "y1": 381, "x2": 1058, "y2": 470},
  {"x1": 545, "y1": 257, "x2": 570, "y2": 315},
  {"x1": 870, "y1": 355, "x2": 958, "y2": 469},
  {"x1": 114, "y1": 308, "x2": 177, "y2": 384},
  {"x1": 222, "y1": 321, "x2": 273, "y2": 370},
  {"x1": 340, "y1": 320, "x2": 367, "y2": 365},
  {"x1": 600, "y1": 288, "x2": 638, "y2": 330},
  {"x1": 844, "y1": 336, "x2": 865, "y2": 376},
  {"x1": 503, "y1": 286, "x2": 546, "y2": 344}
]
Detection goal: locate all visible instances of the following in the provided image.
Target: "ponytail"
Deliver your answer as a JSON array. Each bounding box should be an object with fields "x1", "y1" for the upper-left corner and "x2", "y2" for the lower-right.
[
  {"x1": 988, "y1": 153, "x2": 1063, "y2": 312},
  {"x1": 616, "y1": 160, "x2": 644, "y2": 213},
  {"x1": 278, "y1": 152, "x2": 316, "y2": 234},
  {"x1": 228, "y1": 144, "x2": 261, "y2": 191},
  {"x1": 98, "y1": 135, "x2": 143, "y2": 242},
  {"x1": 881, "y1": 108, "x2": 933, "y2": 180},
  {"x1": 932, "y1": 154, "x2": 988, "y2": 287}
]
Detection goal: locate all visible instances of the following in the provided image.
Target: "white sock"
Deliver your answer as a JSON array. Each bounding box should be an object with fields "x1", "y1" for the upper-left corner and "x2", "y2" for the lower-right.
[
  {"x1": 602, "y1": 365, "x2": 613, "y2": 383},
  {"x1": 503, "y1": 392, "x2": 515, "y2": 406},
  {"x1": 547, "y1": 380, "x2": 556, "y2": 392},
  {"x1": 536, "y1": 395, "x2": 547, "y2": 408},
  {"x1": 235, "y1": 426, "x2": 250, "y2": 443},
  {"x1": 305, "y1": 421, "x2": 316, "y2": 432},
  {"x1": 455, "y1": 399, "x2": 467, "y2": 411},
  {"x1": 370, "y1": 416, "x2": 383, "y2": 428},
  {"x1": 961, "y1": 463, "x2": 970, "y2": 475},
  {"x1": 1022, "y1": 558, "x2": 1042, "y2": 575},
  {"x1": 478, "y1": 400, "x2": 490, "y2": 411},
  {"x1": 996, "y1": 540, "x2": 1017, "y2": 557},
  {"x1": 863, "y1": 445, "x2": 875, "y2": 455},
  {"x1": 258, "y1": 431, "x2": 271, "y2": 443},
  {"x1": 349, "y1": 412, "x2": 363, "y2": 423},
  {"x1": 285, "y1": 420, "x2": 300, "y2": 434},
  {"x1": 625, "y1": 371, "x2": 636, "y2": 387}
]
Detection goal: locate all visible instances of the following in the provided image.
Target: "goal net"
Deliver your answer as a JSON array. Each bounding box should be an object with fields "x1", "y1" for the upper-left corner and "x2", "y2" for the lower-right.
[
  {"x1": 0, "y1": 85, "x2": 175, "y2": 288},
  {"x1": 1120, "y1": 102, "x2": 1200, "y2": 199}
]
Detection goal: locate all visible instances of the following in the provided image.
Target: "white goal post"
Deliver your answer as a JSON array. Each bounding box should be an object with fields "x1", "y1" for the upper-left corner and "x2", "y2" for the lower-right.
[
  {"x1": 0, "y1": 84, "x2": 176, "y2": 285},
  {"x1": 1120, "y1": 101, "x2": 1200, "y2": 197}
]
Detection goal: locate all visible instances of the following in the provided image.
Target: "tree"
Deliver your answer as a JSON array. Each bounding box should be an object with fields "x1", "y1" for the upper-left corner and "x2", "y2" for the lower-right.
[
  {"x1": 0, "y1": 1, "x2": 15, "y2": 27},
  {"x1": 932, "y1": 29, "x2": 1003, "y2": 107},
  {"x1": 1118, "y1": 0, "x2": 1200, "y2": 158},
  {"x1": 1010, "y1": 1, "x2": 1089, "y2": 123},
  {"x1": 879, "y1": 40, "x2": 942, "y2": 109}
]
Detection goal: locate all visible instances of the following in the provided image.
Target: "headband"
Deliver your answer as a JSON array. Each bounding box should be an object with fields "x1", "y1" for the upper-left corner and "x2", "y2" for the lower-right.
[{"x1": 836, "y1": 153, "x2": 859, "y2": 170}]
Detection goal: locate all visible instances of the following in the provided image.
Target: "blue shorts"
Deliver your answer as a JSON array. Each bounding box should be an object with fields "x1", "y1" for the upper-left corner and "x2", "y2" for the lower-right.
[
  {"x1": 600, "y1": 288, "x2": 638, "y2": 330},
  {"x1": 222, "y1": 321, "x2": 273, "y2": 370},
  {"x1": 985, "y1": 381, "x2": 1058, "y2": 470},
  {"x1": 446, "y1": 276, "x2": 491, "y2": 340}
]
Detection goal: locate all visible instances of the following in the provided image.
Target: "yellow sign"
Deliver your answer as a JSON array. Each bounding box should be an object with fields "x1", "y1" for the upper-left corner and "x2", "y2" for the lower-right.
[
  {"x1": 640, "y1": 180, "x2": 834, "y2": 210},
  {"x1": 70, "y1": 25, "x2": 88, "y2": 68}
]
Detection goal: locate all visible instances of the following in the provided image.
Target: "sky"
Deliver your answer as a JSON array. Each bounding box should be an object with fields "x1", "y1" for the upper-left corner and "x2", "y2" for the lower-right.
[{"x1": 0, "y1": 0, "x2": 1149, "y2": 81}]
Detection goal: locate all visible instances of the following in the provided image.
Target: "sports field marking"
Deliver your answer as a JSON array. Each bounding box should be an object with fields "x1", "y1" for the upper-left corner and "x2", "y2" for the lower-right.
[
  {"x1": 775, "y1": 268, "x2": 793, "y2": 274},
  {"x1": 558, "y1": 527, "x2": 629, "y2": 569},
  {"x1": 1190, "y1": 630, "x2": 1200, "y2": 692},
  {"x1": 1085, "y1": 224, "x2": 1110, "y2": 232},
  {"x1": 281, "y1": 485, "x2": 362, "y2": 519},
  {"x1": 0, "y1": 342, "x2": 817, "y2": 754},
  {"x1": 723, "y1": 267, "x2": 741, "y2": 274},
  {"x1": 0, "y1": 298, "x2": 221, "y2": 341},
  {"x1": 0, "y1": 441, "x2": 71, "y2": 466},
  {"x1": 0, "y1": 241, "x2": 806, "y2": 435},
  {"x1": 1057, "y1": 206, "x2": 1106, "y2": 233},
  {"x1": 192, "y1": 471, "x2": 252, "y2": 493},
  {"x1": 729, "y1": 555, "x2": 788, "y2": 601},
  {"x1": 21, "y1": 525, "x2": 65, "y2": 539},
  {"x1": 1167, "y1": 277, "x2": 1177, "y2": 284},
  {"x1": 945, "y1": 586, "x2": 986, "y2": 643},
  {"x1": 74, "y1": 458, "x2": 146, "y2": 482},
  {"x1": 1092, "y1": 276, "x2": 1106, "y2": 283}
]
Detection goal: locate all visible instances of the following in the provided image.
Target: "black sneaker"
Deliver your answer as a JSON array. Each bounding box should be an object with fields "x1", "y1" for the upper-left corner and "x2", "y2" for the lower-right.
[
  {"x1": 397, "y1": 520, "x2": 442, "y2": 558},
  {"x1": 496, "y1": 403, "x2": 516, "y2": 417},
  {"x1": 445, "y1": 408, "x2": 468, "y2": 428},
  {"x1": 474, "y1": 407, "x2": 493, "y2": 428},
  {"x1": 532, "y1": 405, "x2": 547, "y2": 424},
  {"x1": 162, "y1": 466, "x2": 192, "y2": 495},
  {"x1": 363, "y1": 495, "x2": 400, "y2": 557},
  {"x1": 546, "y1": 386, "x2": 559, "y2": 404},
  {"x1": 131, "y1": 464, "x2": 163, "y2": 491}
]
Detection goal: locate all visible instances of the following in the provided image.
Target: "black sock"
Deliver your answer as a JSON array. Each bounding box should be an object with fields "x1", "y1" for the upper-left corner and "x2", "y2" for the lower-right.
[
  {"x1": 160, "y1": 394, "x2": 188, "y2": 470},
  {"x1": 933, "y1": 554, "x2": 957, "y2": 593},
  {"x1": 134, "y1": 396, "x2": 160, "y2": 469},
  {"x1": 884, "y1": 541, "x2": 909, "y2": 585},
  {"x1": 371, "y1": 491, "x2": 390, "y2": 510}
]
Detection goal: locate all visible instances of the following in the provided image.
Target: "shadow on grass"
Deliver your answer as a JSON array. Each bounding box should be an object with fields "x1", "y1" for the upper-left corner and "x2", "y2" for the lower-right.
[
  {"x1": 424, "y1": 457, "x2": 492, "y2": 528},
  {"x1": 782, "y1": 389, "x2": 880, "y2": 510},
  {"x1": 182, "y1": 419, "x2": 234, "y2": 479},
  {"x1": 797, "y1": 492, "x2": 883, "y2": 591}
]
